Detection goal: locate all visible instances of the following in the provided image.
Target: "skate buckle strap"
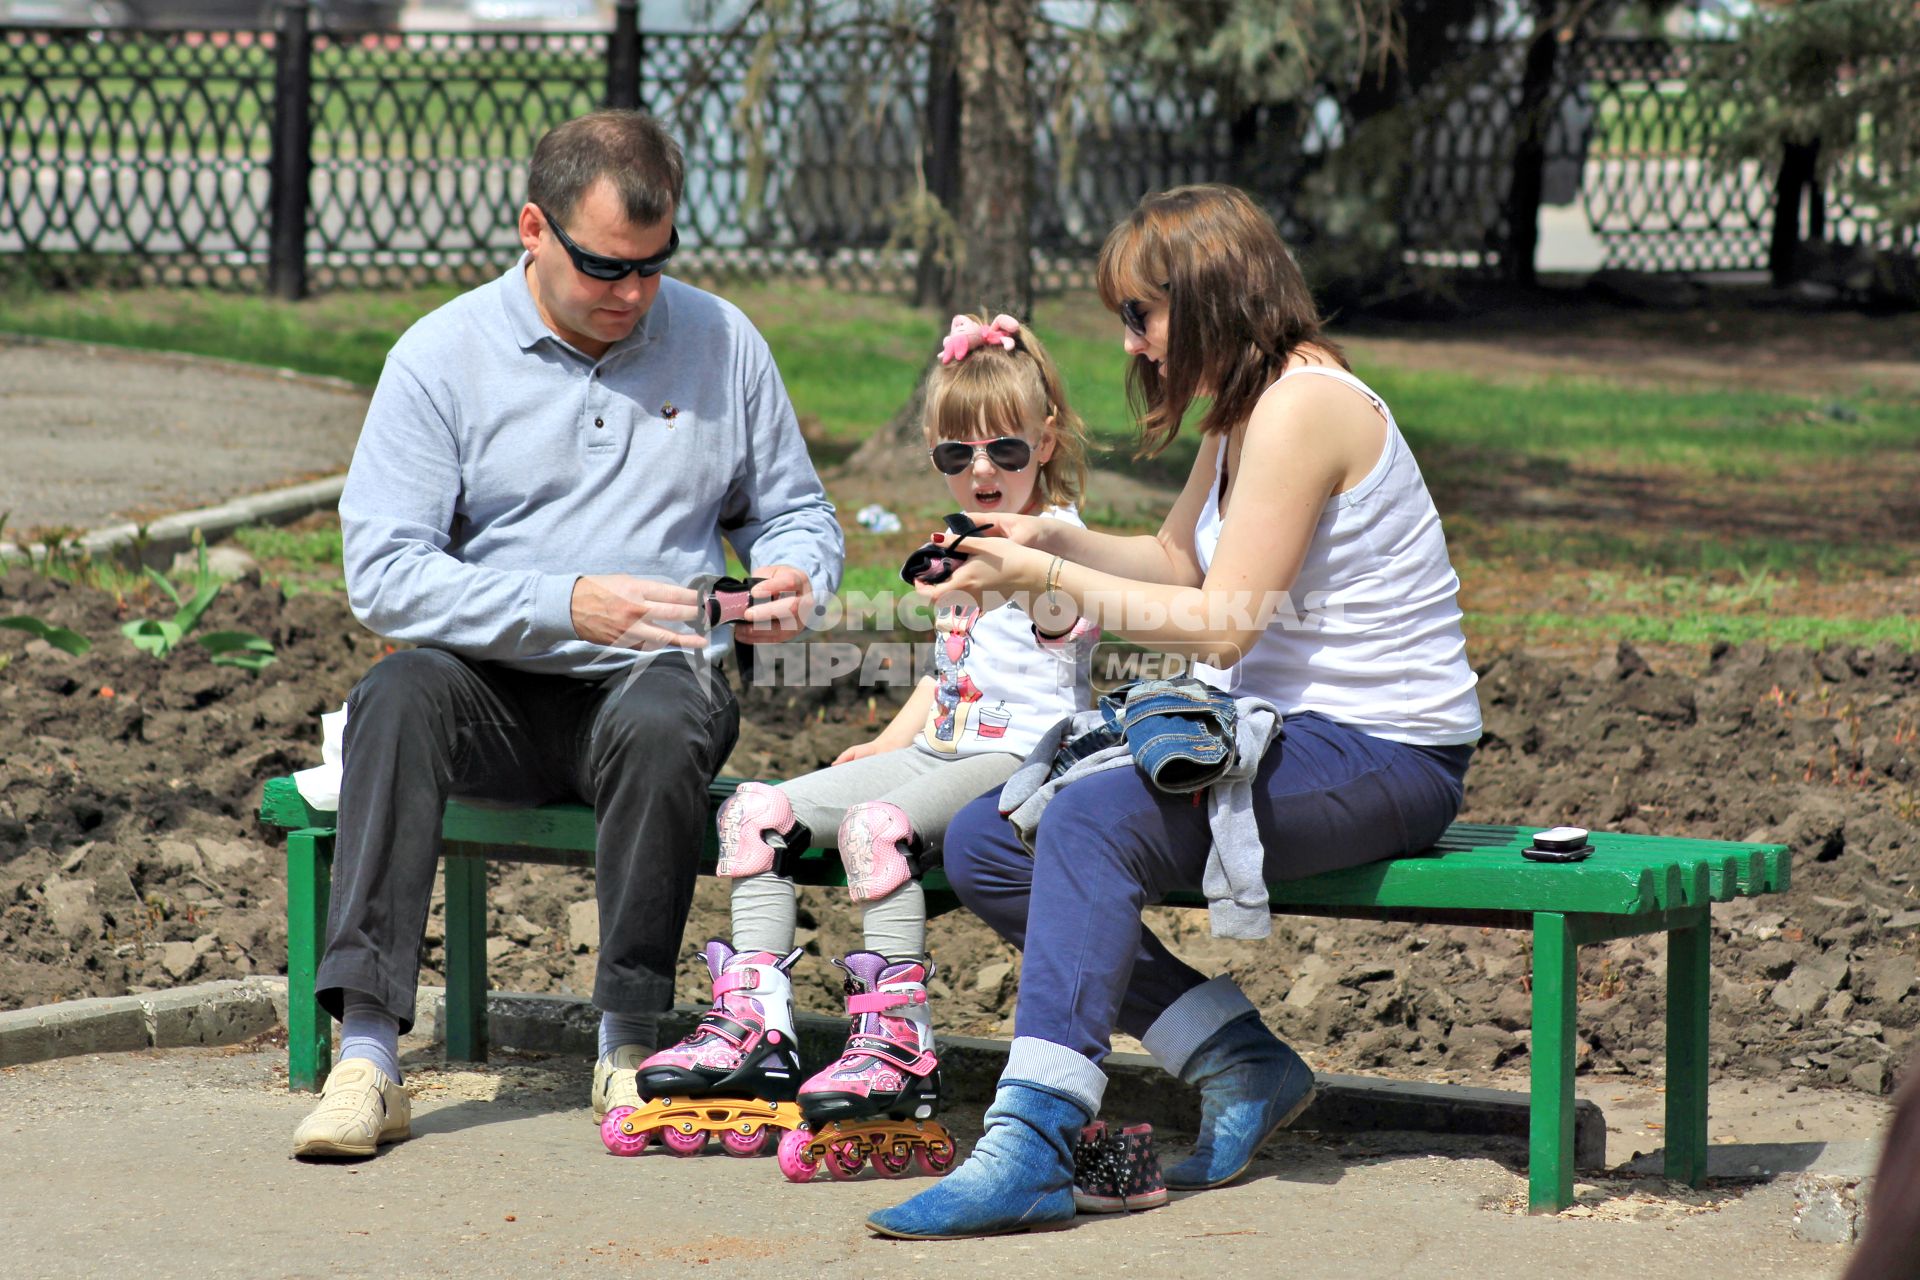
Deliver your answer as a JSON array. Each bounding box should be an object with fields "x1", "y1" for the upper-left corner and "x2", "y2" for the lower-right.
[
  {"x1": 713, "y1": 970, "x2": 759, "y2": 995},
  {"x1": 693, "y1": 1012, "x2": 753, "y2": 1046},
  {"x1": 844, "y1": 1035, "x2": 921, "y2": 1069},
  {"x1": 847, "y1": 989, "x2": 925, "y2": 1015},
  {"x1": 843, "y1": 1036, "x2": 938, "y2": 1076}
]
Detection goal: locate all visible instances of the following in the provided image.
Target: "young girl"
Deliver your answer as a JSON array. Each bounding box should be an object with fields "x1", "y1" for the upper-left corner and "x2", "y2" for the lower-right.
[{"x1": 603, "y1": 313, "x2": 1099, "y2": 1169}]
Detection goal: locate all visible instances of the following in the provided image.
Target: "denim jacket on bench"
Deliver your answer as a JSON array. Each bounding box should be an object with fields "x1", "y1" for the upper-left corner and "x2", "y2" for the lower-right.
[
  {"x1": 1118, "y1": 677, "x2": 1241, "y2": 795},
  {"x1": 998, "y1": 682, "x2": 1287, "y2": 940}
]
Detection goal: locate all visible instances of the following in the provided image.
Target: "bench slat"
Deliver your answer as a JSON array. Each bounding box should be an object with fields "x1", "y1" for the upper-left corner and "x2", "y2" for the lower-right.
[{"x1": 258, "y1": 776, "x2": 1789, "y2": 918}]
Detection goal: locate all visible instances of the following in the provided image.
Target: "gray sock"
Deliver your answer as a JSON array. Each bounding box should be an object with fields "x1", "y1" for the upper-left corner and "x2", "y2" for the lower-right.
[
  {"x1": 730, "y1": 872, "x2": 798, "y2": 954},
  {"x1": 597, "y1": 1010, "x2": 658, "y2": 1060},
  {"x1": 339, "y1": 991, "x2": 402, "y2": 1084},
  {"x1": 859, "y1": 879, "x2": 927, "y2": 961}
]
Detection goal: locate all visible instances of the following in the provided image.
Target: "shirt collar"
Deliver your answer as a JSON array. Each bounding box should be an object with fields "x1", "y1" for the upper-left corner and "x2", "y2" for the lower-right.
[
  {"x1": 503, "y1": 254, "x2": 553, "y2": 352},
  {"x1": 502, "y1": 254, "x2": 675, "y2": 359}
]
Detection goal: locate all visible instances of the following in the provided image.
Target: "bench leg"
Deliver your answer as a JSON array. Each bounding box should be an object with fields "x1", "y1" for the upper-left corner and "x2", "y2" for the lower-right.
[
  {"x1": 443, "y1": 856, "x2": 488, "y2": 1063},
  {"x1": 1529, "y1": 911, "x2": 1578, "y2": 1213},
  {"x1": 286, "y1": 829, "x2": 333, "y2": 1092},
  {"x1": 1665, "y1": 905, "x2": 1711, "y2": 1186}
]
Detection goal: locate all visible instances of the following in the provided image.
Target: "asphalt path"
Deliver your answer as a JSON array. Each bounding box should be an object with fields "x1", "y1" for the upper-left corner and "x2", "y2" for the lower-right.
[
  {"x1": 0, "y1": 1044, "x2": 1884, "y2": 1280},
  {"x1": 0, "y1": 336, "x2": 368, "y2": 534}
]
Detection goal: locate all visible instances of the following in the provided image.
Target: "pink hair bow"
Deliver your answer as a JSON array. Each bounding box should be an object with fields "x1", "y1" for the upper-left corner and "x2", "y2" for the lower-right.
[{"x1": 938, "y1": 313, "x2": 1022, "y2": 365}]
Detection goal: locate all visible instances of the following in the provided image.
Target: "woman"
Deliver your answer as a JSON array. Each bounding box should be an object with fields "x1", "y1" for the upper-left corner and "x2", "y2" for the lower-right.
[{"x1": 868, "y1": 185, "x2": 1482, "y2": 1239}]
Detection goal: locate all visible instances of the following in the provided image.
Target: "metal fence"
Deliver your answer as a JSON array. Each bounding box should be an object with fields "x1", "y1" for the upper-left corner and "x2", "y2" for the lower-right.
[{"x1": 0, "y1": 13, "x2": 1910, "y2": 293}]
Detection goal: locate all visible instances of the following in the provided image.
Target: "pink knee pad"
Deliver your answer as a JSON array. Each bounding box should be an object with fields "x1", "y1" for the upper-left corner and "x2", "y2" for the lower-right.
[
  {"x1": 838, "y1": 801, "x2": 915, "y2": 903},
  {"x1": 716, "y1": 782, "x2": 796, "y2": 878}
]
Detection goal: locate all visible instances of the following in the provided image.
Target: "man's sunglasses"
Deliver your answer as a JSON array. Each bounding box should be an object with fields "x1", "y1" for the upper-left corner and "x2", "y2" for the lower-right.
[
  {"x1": 539, "y1": 205, "x2": 679, "y2": 280},
  {"x1": 928, "y1": 436, "x2": 1033, "y2": 476}
]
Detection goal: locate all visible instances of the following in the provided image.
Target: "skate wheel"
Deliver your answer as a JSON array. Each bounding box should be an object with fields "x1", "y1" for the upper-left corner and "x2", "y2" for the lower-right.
[
  {"x1": 776, "y1": 1126, "x2": 820, "y2": 1183},
  {"x1": 824, "y1": 1139, "x2": 865, "y2": 1181},
  {"x1": 720, "y1": 1126, "x2": 770, "y2": 1158},
  {"x1": 600, "y1": 1107, "x2": 651, "y2": 1157},
  {"x1": 661, "y1": 1125, "x2": 708, "y2": 1156},
  {"x1": 913, "y1": 1142, "x2": 956, "y2": 1177},
  {"x1": 872, "y1": 1145, "x2": 912, "y2": 1177}
]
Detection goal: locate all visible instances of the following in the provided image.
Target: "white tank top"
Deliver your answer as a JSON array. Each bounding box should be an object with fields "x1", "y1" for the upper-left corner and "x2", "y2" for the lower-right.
[{"x1": 1192, "y1": 366, "x2": 1481, "y2": 746}]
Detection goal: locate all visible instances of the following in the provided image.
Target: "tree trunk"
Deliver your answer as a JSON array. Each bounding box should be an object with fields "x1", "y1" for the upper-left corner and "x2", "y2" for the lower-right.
[
  {"x1": 947, "y1": 0, "x2": 1034, "y2": 314},
  {"x1": 1769, "y1": 138, "x2": 1820, "y2": 287},
  {"x1": 851, "y1": 0, "x2": 1033, "y2": 475},
  {"x1": 1502, "y1": 4, "x2": 1563, "y2": 287},
  {"x1": 915, "y1": 1, "x2": 961, "y2": 307}
]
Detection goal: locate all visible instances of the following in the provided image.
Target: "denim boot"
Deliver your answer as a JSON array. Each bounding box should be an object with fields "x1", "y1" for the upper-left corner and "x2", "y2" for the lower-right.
[
  {"x1": 867, "y1": 1039, "x2": 1099, "y2": 1240},
  {"x1": 1162, "y1": 1011, "x2": 1315, "y2": 1190}
]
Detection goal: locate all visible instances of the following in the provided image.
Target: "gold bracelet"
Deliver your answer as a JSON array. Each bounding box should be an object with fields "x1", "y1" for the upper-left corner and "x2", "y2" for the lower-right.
[{"x1": 1034, "y1": 555, "x2": 1077, "y2": 639}]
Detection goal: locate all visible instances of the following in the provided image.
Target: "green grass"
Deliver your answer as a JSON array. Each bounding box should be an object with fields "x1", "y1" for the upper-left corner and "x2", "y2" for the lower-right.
[
  {"x1": 6, "y1": 284, "x2": 1909, "y2": 476},
  {"x1": 232, "y1": 523, "x2": 345, "y2": 595},
  {"x1": 0, "y1": 285, "x2": 446, "y2": 385},
  {"x1": 1364, "y1": 363, "x2": 1920, "y2": 478},
  {"x1": 1469, "y1": 610, "x2": 1920, "y2": 650},
  {"x1": 1448, "y1": 520, "x2": 1915, "y2": 578},
  {"x1": 5, "y1": 281, "x2": 1917, "y2": 649}
]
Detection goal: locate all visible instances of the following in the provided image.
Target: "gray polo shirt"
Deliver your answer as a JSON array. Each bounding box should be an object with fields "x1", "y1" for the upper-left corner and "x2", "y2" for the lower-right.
[{"x1": 339, "y1": 261, "x2": 843, "y2": 677}]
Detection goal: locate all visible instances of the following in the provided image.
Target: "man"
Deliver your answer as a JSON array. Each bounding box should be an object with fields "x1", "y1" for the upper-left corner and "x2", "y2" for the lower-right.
[{"x1": 291, "y1": 110, "x2": 843, "y2": 1158}]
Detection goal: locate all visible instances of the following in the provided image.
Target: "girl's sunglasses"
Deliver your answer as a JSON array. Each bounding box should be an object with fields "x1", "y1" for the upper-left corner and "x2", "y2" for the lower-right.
[
  {"x1": 539, "y1": 205, "x2": 679, "y2": 280},
  {"x1": 929, "y1": 436, "x2": 1033, "y2": 476}
]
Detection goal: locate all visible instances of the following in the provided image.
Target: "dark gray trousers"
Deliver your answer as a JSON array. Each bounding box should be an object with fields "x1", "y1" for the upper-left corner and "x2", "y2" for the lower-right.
[{"x1": 314, "y1": 647, "x2": 740, "y2": 1032}]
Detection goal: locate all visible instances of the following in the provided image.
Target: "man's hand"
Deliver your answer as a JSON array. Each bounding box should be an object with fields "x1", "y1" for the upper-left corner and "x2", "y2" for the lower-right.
[
  {"x1": 733, "y1": 564, "x2": 813, "y2": 645},
  {"x1": 570, "y1": 576, "x2": 706, "y2": 651}
]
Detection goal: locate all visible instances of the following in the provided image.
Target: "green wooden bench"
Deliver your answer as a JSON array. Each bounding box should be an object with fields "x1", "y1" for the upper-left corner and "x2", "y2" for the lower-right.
[{"x1": 259, "y1": 774, "x2": 1789, "y2": 1212}]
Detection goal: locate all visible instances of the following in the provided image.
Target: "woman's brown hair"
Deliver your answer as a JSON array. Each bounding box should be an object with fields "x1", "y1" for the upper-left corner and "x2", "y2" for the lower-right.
[
  {"x1": 1096, "y1": 184, "x2": 1345, "y2": 457},
  {"x1": 922, "y1": 314, "x2": 1091, "y2": 512}
]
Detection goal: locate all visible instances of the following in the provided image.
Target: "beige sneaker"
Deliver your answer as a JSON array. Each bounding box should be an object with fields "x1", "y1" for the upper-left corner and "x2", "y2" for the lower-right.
[
  {"x1": 292, "y1": 1060, "x2": 411, "y2": 1159},
  {"x1": 591, "y1": 1044, "x2": 649, "y2": 1121}
]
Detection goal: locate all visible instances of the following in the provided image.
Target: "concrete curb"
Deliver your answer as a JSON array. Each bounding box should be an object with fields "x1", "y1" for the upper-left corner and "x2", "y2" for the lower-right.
[
  {"x1": 0, "y1": 977, "x2": 287, "y2": 1066},
  {"x1": 2, "y1": 977, "x2": 1604, "y2": 1167},
  {"x1": 0, "y1": 475, "x2": 347, "y2": 571}
]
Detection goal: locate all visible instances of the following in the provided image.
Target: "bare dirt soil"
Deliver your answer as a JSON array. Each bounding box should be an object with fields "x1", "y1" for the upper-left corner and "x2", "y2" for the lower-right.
[{"x1": 3, "y1": 569, "x2": 1915, "y2": 1099}]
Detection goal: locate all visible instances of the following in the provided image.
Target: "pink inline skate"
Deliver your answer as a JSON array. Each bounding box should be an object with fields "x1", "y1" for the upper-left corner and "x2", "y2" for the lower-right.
[
  {"x1": 776, "y1": 951, "x2": 955, "y2": 1182},
  {"x1": 600, "y1": 940, "x2": 806, "y2": 1159}
]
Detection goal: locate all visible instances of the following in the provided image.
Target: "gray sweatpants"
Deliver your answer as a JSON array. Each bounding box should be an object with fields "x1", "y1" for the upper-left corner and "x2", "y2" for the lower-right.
[{"x1": 731, "y1": 746, "x2": 1021, "y2": 961}]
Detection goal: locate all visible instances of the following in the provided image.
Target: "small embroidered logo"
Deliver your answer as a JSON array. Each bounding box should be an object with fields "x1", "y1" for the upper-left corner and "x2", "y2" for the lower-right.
[{"x1": 661, "y1": 402, "x2": 679, "y2": 423}]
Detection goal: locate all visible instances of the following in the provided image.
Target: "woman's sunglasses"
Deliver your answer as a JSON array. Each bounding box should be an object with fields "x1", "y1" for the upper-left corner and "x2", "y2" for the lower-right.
[
  {"x1": 1120, "y1": 284, "x2": 1170, "y2": 338},
  {"x1": 928, "y1": 436, "x2": 1033, "y2": 476},
  {"x1": 539, "y1": 205, "x2": 679, "y2": 280}
]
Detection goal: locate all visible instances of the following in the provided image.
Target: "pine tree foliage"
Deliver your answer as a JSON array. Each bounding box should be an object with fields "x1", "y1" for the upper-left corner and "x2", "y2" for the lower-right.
[{"x1": 1690, "y1": 0, "x2": 1919, "y2": 227}]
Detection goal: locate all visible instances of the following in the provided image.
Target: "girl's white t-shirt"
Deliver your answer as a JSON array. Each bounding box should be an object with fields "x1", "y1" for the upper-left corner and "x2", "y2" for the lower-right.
[
  {"x1": 916, "y1": 506, "x2": 1099, "y2": 760},
  {"x1": 1191, "y1": 367, "x2": 1482, "y2": 746}
]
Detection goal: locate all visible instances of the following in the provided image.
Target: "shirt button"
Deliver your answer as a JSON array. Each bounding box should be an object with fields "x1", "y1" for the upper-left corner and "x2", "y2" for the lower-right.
[{"x1": 594, "y1": 417, "x2": 605, "y2": 428}]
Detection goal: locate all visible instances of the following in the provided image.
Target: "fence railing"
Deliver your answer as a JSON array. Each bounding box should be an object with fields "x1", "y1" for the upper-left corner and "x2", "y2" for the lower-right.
[{"x1": 0, "y1": 12, "x2": 1910, "y2": 295}]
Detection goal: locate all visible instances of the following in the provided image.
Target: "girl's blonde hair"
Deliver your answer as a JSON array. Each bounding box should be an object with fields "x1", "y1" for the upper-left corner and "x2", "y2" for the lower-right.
[{"x1": 921, "y1": 313, "x2": 1090, "y2": 512}]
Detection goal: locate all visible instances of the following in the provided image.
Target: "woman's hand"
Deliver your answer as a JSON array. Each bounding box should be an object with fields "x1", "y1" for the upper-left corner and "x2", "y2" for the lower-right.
[
  {"x1": 912, "y1": 533, "x2": 1050, "y2": 606},
  {"x1": 957, "y1": 511, "x2": 1054, "y2": 550}
]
